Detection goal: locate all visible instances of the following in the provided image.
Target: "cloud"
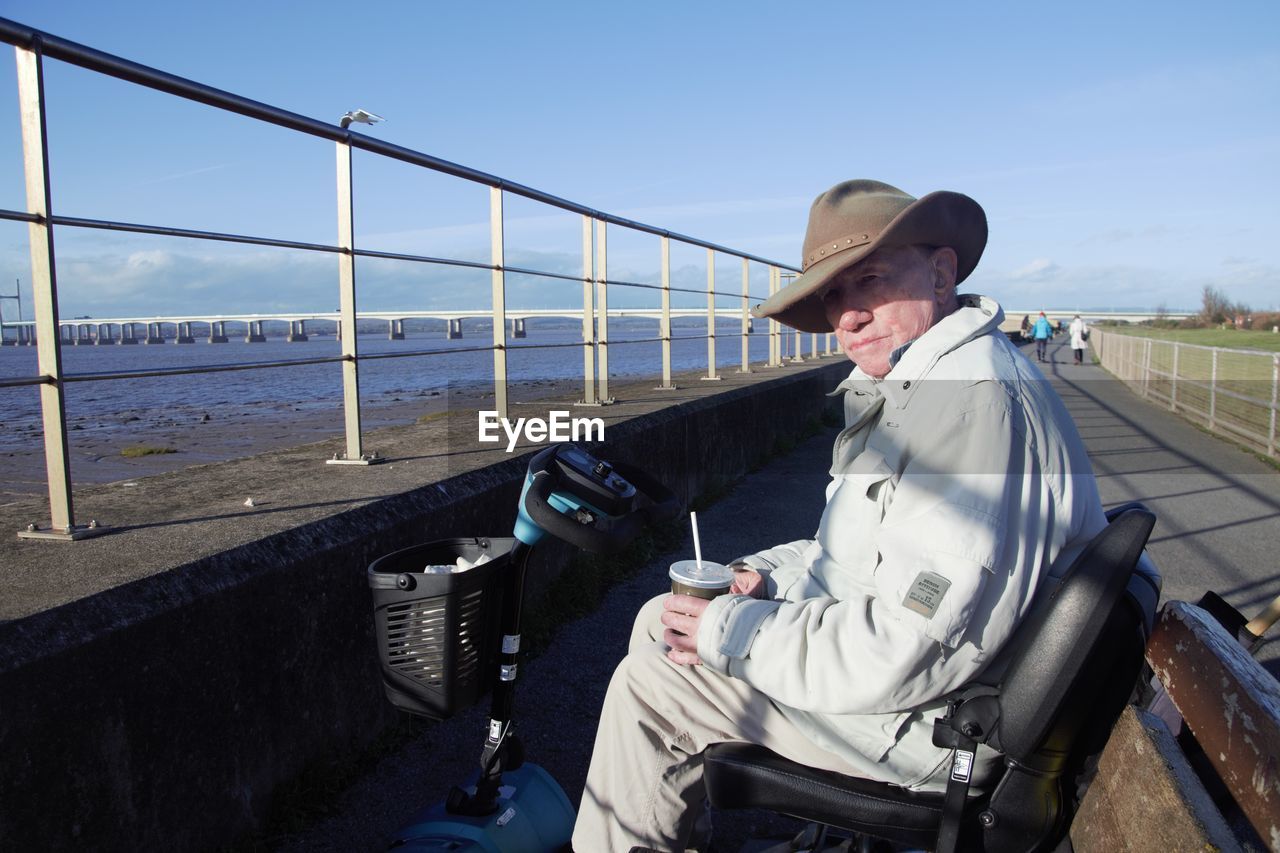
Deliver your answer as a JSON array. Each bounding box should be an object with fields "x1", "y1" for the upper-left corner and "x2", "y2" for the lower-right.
[
  {"x1": 1010, "y1": 258, "x2": 1059, "y2": 280},
  {"x1": 132, "y1": 163, "x2": 231, "y2": 188},
  {"x1": 616, "y1": 194, "x2": 810, "y2": 223},
  {"x1": 1075, "y1": 224, "x2": 1180, "y2": 247},
  {"x1": 975, "y1": 255, "x2": 1280, "y2": 314},
  {"x1": 2, "y1": 238, "x2": 730, "y2": 317}
]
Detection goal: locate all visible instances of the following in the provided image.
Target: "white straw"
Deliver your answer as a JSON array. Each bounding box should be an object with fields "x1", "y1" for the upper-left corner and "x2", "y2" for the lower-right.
[{"x1": 690, "y1": 511, "x2": 704, "y2": 572}]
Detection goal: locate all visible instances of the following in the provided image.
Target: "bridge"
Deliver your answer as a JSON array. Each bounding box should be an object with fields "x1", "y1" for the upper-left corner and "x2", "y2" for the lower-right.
[
  {"x1": 0, "y1": 307, "x2": 1192, "y2": 346},
  {"x1": 0, "y1": 307, "x2": 759, "y2": 345}
]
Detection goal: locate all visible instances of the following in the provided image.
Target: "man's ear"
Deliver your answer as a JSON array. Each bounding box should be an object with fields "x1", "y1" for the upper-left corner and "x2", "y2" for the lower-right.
[{"x1": 930, "y1": 247, "x2": 959, "y2": 300}]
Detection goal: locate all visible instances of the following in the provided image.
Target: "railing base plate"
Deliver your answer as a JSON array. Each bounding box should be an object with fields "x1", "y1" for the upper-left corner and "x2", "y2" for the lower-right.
[
  {"x1": 326, "y1": 455, "x2": 387, "y2": 466},
  {"x1": 18, "y1": 523, "x2": 111, "y2": 541}
]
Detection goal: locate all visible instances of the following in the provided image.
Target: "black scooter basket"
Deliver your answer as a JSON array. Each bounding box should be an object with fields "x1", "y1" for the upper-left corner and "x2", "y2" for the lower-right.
[{"x1": 368, "y1": 537, "x2": 511, "y2": 720}]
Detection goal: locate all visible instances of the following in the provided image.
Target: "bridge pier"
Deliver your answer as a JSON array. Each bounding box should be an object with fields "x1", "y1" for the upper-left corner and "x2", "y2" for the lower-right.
[
  {"x1": 75, "y1": 324, "x2": 94, "y2": 346},
  {"x1": 447, "y1": 318, "x2": 463, "y2": 339},
  {"x1": 208, "y1": 321, "x2": 228, "y2": 343},
  {"x1": 245, "y1": 320, "x2": 266, "y2": 343},
  {"x1": 175, "y1": 321, "x2": 195, "y2": 344},
  {"x1": 96, "y1": 323, "x2": 117, "y2": 345},
  {"x1": 287, "y1": 320, "x2": 308, "y2": 343},
  {"x1": 120, "y1": 322, "x2": 139, "y2": 344},
  {"x1": 510, "y1": 317, "x2": 527, "y2": 339},
  {"x1": 145, "y1": 322, "x2": 166, "y2": 344},
  {"x1": 388, "y1": 319, "x2": 404, "y2": 340}
]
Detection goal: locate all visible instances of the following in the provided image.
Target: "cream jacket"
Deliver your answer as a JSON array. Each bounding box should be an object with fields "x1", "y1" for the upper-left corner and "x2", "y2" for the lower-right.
[{"x1": 695, "y1": 295, "x2": 1106, "y2": 788}]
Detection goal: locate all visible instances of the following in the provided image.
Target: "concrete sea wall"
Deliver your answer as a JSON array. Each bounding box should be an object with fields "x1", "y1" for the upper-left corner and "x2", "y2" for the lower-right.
[{"x1": 0, "y1": 361, "x2": 848, "y2": 851}]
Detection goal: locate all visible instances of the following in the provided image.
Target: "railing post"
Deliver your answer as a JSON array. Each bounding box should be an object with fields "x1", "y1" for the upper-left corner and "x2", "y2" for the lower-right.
[
  {"x1": 657, "y1": 235, "x2": 674, "y2": 389},
  {"x1": 490, "y1": 186, "x2": 508, "y2": 420},
  {"x1": 1142, "y1": 338, "x2": 1152, "y2": 398},
  {"x1": 703, "y1": 248, "x2": 720, "y2": 381},
  {"x1": 1171, "y1": 341, "x2": 1180, "y2": 412},
  {"x1": 14, "y1": 44, "x2": 103, "y2": 540},
  {"x1": 739, "y1": 257, "x2": 750, "y2": 373},
  {"x1": 578, "y1": 214, "x2": 597, "y2": 405},
  {"x1": 1209, "y1": 348, "x2": 1218, "y2": 431},
  {"x1": 326, "y1": 134, "x2": 377, "y2": 466},
  {"x1": 768, "y1": 265, "x2": 781, "y2": 367},
  {"x1": 596, "y1": 218, "x2": 612, "y2": 404},
  {"x1": 1269, "y1": 354, "x2": 1277, "y2": 458}
]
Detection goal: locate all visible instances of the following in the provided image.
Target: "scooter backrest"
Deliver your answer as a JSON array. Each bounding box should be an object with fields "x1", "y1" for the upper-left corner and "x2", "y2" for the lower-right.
[{"x1": 992, "y1": 507, "x2": 1157, "y2": 760}]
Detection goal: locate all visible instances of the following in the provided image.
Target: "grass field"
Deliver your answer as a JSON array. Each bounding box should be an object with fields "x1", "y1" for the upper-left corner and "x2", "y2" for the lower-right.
[
  {"x1": 1097, "y1": 324, "x2": 1280, "y2": 353},
  {"x1": 1094, "y1": 327, "x2": 1278, "y2": 458}
]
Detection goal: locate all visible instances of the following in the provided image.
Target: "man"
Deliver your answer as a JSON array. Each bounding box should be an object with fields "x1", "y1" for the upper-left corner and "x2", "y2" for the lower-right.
[
  {"x1": 1032, "y1": 311, "x2": 1053, "y2": 362},
  {"x1": 572, "y1": 180, "x2": 1105, "y2": 853},
  {"x1": 1069, "y1": 314, "x2": 1089, "y2": 365}
]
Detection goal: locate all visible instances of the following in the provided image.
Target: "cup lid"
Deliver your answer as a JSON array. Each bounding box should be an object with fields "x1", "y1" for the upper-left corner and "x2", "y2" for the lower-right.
[{"x1": 669, "y1": 560, "x2": 733, "y2": 588}]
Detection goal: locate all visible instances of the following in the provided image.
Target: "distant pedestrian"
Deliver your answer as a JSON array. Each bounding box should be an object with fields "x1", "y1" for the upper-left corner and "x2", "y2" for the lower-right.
[
  {"x1": 1020, "y1": 314, "x2": 1031, "y2": 340},
  {"x1": 1069, "y1": 314, "x2": 1088, "y2": 364},
  {"x1": 1032, "y1": 311, "x2": 1052, "y2": 362}
]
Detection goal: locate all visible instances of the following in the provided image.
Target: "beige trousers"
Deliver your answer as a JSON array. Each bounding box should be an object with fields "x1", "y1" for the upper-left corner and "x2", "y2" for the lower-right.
[{"x1": 571, "y1": 595, "x2": 869, "y2": 853}]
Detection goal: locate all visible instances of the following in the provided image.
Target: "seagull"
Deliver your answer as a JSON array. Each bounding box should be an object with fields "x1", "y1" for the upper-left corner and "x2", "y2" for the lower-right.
[{"x1": 339, "y1": 109, "x2": 385, "y2": 129}]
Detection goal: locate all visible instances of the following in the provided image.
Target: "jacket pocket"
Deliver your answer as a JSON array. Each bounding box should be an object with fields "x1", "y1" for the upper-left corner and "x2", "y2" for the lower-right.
[
  {"x1": 874, "y1": 501, "x2": 1002, "y2": 648},
  {"x1": 876, "y1": 551, "x2": 991, "y2": 647},
  {"x1": 814, "y1": 450, "x2": 896, "y2": 594}
]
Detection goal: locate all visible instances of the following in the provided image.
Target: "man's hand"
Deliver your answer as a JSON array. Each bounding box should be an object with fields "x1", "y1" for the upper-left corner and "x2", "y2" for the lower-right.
[
  {"x1": 730, "y1": 565, "x2": 766, "y2": 599},
  {"x1": 662, "y1": 594, "x2": 708, "y2": 665}
]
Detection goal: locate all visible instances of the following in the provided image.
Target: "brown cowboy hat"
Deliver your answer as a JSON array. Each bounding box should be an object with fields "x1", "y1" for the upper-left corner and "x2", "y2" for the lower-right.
[{"x1": 753, "y1": 179, "x2": 988, "y2": 332}]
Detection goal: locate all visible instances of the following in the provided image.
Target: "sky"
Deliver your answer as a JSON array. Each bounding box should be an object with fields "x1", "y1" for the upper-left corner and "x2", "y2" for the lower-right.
[{"x1": 0, "y1": 0, "x2": 1276, "y2": 319}]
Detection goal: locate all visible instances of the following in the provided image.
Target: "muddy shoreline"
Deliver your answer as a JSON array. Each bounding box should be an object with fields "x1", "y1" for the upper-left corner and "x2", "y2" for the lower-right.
[{"x1": 0, "y1": 379, "x2": 586, "y2": 502}]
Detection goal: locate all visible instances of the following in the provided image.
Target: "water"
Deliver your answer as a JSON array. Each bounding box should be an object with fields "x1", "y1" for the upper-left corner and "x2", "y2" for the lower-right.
[{"x1": 0, "y1": 323, "x2": 792, "y2": 453}]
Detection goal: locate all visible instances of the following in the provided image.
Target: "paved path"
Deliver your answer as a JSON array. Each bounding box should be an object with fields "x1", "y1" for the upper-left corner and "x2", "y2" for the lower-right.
[
  {"x1": 270, "y1": 337, "x2": 1279, "y2": 851},
  {"x1": 1035, "y1": 336, "x2": 1280, "y2": 677}
]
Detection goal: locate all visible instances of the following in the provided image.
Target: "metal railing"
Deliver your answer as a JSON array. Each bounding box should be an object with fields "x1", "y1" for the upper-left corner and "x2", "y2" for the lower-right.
[
  {"x1": 1092, "y1": 329, "x2": 1279, "y2": 460},
  {"x1": 0, "y1": 18, "x2": 824, "y2": 540}
]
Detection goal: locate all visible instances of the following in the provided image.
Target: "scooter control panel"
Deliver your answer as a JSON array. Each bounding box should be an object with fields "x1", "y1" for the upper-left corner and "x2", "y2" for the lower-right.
[{"x1": 550, "y1": 444, "x2": 637, "y2": 516}]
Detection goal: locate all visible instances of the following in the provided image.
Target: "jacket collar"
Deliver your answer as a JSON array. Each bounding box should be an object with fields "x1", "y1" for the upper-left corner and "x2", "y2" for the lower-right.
[{"x1": 830, "y1": 294, "x2": 1005, "y2": 409}]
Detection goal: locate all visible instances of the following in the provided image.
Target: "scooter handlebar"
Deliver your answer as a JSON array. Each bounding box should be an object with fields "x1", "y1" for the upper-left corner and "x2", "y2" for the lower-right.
[{"x1": 521, "y1": 449, "x2": 682, "y2": 554}]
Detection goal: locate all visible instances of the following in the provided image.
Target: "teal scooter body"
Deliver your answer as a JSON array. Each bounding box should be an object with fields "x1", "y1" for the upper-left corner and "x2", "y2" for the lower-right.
[{"x1": 387, "y1": 764, "x2": 574, "y2": 852}]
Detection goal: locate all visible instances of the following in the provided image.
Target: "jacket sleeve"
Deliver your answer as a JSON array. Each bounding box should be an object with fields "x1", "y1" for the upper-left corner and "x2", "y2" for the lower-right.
[
  {"x1": 697, "y1": 393, "x2": 1065, "y2": 715},
  {"x1": 732, "y1": 539, "x2": 817, "y2": 598}
]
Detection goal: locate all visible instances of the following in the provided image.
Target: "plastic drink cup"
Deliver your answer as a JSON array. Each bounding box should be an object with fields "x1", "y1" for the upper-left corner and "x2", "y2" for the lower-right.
[{"x1": 669, "y1": 560, "x2": 733, "y2": 600}]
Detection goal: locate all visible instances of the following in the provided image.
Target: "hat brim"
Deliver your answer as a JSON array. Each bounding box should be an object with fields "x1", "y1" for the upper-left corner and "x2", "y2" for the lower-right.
[{"x1": 752, "y1": 190, "x2": 988, "y2": 333}]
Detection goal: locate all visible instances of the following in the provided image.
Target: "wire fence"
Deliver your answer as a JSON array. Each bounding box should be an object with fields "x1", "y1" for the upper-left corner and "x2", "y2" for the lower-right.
[
  {"x1": 0, "y1": 17, "x2": 826, "y2": 539},
  {"x1": 1092, "y1": 329, "x2": 1279, "y2": 460}
]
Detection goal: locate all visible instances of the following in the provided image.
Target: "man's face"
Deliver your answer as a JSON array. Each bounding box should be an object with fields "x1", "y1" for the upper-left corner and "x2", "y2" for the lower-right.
[{"x1": 819, "y1": 245, "x2": 955, "y2": 379}]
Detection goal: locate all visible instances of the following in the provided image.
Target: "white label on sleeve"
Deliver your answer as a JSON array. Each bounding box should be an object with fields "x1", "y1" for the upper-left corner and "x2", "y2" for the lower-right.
[{"x1": 903, "y1": 571, "x2": 951, "y2": 619}]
